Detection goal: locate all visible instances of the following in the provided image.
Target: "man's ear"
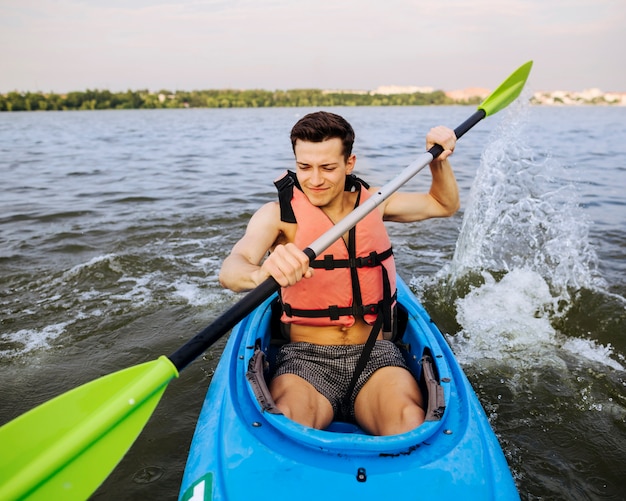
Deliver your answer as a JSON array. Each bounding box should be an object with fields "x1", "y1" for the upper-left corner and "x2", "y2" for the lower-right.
[{"x1": 345, "y1": 154, "x2": 356, "y2": 175}]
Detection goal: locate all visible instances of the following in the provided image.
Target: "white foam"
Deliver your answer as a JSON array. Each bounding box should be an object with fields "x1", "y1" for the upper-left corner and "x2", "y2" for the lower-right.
[
  {"x1": 561, "y1": 337, "x2": 624, "y2": 371},
  {"x1": 111, "y1": 273, "x2": 158, "y2": 306},
  {"x1": 171, "y1": 280, "x2": 210, "y2": 307},
  {"x1": 170, "y1": 278, "x2": 227, "y2": 307},
  {"x1": 0, "y1": 321, "x2": 71, "y2": 358},
  {"x1": 452, "y1": 269, "x2": 558, "y2": 364},
  {"x1": 448, "y1": 268, "x2": 625, "y2": 373}
]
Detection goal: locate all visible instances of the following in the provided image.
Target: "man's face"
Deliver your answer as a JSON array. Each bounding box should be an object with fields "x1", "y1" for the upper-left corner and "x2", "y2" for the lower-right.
[{"x1": 294, "y1": 138, "x2": 355, "y2": 209}]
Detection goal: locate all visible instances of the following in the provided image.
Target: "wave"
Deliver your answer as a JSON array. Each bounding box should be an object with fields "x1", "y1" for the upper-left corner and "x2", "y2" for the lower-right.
[
  {"x1": 0, "y1": 233, "x2": 234, "y2": 360},
  {"x1": 0, "y1": 321, "x2": 73, "y2": 358}
]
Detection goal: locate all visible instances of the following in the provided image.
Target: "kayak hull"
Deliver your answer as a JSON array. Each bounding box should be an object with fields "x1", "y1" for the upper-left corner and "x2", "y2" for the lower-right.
[{"x1": 179, "y1": 277, "x2": 518, "y2": 500}]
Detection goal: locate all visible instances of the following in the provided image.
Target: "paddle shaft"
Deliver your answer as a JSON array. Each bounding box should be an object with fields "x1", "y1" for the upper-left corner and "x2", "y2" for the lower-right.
[{"x1": 168, "y1": 108, "x2": 487, "y2": 372}]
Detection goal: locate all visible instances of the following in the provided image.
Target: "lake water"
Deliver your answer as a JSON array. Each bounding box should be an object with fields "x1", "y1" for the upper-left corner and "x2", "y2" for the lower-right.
[{"x1": 1, "y1": 102, "x2": 625, "y2": 500}]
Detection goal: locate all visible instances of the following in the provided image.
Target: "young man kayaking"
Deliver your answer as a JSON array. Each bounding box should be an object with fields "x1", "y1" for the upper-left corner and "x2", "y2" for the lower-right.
[{"x1": 219, "y1": 111, "x2": 458, "y2": 436}]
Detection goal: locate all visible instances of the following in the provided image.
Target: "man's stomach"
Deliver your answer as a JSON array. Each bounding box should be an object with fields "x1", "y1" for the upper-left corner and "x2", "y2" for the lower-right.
[{"x1": 286, "y1": 318, "x2": 382, "y2": 345}]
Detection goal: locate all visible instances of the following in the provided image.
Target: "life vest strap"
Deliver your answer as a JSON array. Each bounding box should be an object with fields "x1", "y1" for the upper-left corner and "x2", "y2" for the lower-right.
[
  {"x1": 274, "y1": 171, "x2": 298, "y2": 223},
  {"x1": 281, "y1": 292, "x2": 397, "y2": 321},
  {"x1": 311, "y1": 248, "x2": 394, "y2": 270},
  {"x1": 274, "y1": 170, "x2": 371, "y2": 224}
]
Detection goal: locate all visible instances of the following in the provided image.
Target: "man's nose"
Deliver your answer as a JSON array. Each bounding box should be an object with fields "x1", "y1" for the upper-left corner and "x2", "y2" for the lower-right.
[{"x1": 311, "y1": 168, "x2": 323, "y2": 185}]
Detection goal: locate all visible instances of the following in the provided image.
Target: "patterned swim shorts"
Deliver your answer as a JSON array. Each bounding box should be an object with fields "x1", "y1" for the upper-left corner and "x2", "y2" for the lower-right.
[{"x1": 272, "y1": 340, "x2": 409, "y2": 422}]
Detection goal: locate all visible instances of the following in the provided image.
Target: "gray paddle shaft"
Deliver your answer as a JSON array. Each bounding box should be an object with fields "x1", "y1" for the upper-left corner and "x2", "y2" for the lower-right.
[{"x1": 172, "y1": 109, "x2": 488, "y2": 371}]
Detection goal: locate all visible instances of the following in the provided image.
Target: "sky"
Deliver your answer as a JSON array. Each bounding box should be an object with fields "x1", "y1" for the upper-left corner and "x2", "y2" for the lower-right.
[{"x1": 1, "y1": 0, "x2": 625, "y2": 94}]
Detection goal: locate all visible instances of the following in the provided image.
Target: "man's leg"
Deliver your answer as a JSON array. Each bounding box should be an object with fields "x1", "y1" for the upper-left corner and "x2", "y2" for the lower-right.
[
  {"x1": 353, "y1": 366, "x2": 425, "y2": 436},
  {"x1": 270, "y1": 373, "x2": 335, "y2": 430}
]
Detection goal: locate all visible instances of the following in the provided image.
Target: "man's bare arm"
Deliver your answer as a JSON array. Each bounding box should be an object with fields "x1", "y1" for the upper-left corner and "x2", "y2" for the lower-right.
[
  {"x1": 219, "y1": 202, "x2": 312, "y2": 292},
  {"x1": 379, "y1": 126, "x2": 460, "y2": 223},
  {"x1": 219, "y1": 202, "x2": 281, "y2": 292}
]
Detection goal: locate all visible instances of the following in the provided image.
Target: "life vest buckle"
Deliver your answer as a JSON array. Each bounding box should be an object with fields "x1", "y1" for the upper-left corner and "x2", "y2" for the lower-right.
[
  {"x1": 356, "y1": 251, "x2": 379, "y2": 267},
  {"x1": 363, "y1": 304, "x2": 378, "y2": 315},
  {"x1": 323, "y1": 255, "x2": 335, "y2": 270}
]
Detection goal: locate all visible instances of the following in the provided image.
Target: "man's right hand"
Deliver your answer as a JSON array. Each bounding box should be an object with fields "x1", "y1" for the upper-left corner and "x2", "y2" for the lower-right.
[{"x1": 259, "y1": 243, "x2": 313, "y2": 287}]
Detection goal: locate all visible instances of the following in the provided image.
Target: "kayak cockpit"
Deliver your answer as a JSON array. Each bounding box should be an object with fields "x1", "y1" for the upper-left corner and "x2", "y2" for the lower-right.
[{"x1": 244, "y1": 295, "x2": 447, "y2": 436}]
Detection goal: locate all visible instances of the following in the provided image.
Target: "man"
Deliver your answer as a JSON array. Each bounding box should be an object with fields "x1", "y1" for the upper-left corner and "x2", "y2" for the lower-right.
[{"x1": 219, "y1": 111, "x2": 458, "y2": 436}]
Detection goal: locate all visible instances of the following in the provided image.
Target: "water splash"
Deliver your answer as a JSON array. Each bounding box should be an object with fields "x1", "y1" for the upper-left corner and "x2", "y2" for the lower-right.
[
  {"x1": 453, "y1": 269, "x2": 558, "y2": 363},
  {"x1": 450, "y1": 94, "x2": 602, "y2": 300},
  {"x1": 416, "y1": 93, "x2": 623, "y2": 372}
]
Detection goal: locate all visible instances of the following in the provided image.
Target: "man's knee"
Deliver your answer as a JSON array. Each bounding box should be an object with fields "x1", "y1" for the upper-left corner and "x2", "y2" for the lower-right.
[
  {"x1": 400, "y1": 401, "x2": 426, "y2": 428},
  {"x1": 270, "y1": 374, "x2": 333, "y2": 429},
  {"x1": 354, "y1": 367, "x2": 425, "y2": 435}
]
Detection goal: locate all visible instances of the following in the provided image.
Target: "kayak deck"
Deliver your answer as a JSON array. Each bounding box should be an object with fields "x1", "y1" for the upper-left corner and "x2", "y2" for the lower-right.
[{"x1": 180, "y1": 277, "x2": 519, "y2": 500}]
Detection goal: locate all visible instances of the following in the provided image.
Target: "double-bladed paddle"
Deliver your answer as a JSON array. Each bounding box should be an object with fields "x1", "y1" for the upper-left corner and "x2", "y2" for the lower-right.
[{"x1": 0, "y1": 60, "x2": 532, "y2": 501}]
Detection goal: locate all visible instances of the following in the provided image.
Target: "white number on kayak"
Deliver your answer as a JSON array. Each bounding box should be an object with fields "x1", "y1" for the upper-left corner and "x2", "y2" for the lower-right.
[{"x1": 181, "y1": 473, "x2": 213, "y2": 501}]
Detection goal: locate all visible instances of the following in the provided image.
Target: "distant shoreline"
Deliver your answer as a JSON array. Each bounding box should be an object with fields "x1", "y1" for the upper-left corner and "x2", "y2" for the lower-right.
[{"x1": 1, "y1": 87, "x2": 624, "y2": 112}]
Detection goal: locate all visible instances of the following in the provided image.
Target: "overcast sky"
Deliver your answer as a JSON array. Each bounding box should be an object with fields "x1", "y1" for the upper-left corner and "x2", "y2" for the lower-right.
[{"x1": 1, "y1": 0, "x2": 624, "y2": 94}]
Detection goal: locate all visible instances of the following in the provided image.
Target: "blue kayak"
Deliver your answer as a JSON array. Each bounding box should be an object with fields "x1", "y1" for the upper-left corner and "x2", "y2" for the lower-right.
[{"x1": 179, "y1": 276, "x2": 519, "y2": 500}]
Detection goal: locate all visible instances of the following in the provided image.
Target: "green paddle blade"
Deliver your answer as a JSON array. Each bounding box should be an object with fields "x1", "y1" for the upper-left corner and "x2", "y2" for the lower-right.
[
  {"x1": 478, "y1": 60, "x2": 533, "y2": 117},
  {"x1": 0, "y1": 356, "x2": 178, "y2": 501}
]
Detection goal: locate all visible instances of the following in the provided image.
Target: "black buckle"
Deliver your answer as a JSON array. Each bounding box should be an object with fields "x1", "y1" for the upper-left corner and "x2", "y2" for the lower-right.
[
  {"x1": 323, "y1": 255, "x2": 335, "y2": 270},
  {"x1": 356, "y1": 251, "x2": 379, "y2": 267},
  {"x1": 273, "y1": 170, "x2": 295, "y2": 191}
]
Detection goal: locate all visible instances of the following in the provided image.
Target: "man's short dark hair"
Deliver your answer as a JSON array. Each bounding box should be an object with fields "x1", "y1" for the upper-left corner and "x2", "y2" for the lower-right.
[{"x1": 290, "y1": 111, "x2": 355, "y2": 161}]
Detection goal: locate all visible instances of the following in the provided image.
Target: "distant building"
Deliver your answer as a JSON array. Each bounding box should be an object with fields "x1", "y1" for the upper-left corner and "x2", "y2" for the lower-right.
[
  {"x1": 371, "y1": 85, "x2": 435, "y2": 95},
  {"x1": 323, "y1": 85, "x2": 437, "y2": 96},
  {"x1": 444, "y1": 88, "x2": 491, "y2": 102},
  {"x1": 531, "y1": 89, "x2": 626, "y2": 105},
  {"x1": 321, "y1": 89, "x2": 369, "y2": 95}
]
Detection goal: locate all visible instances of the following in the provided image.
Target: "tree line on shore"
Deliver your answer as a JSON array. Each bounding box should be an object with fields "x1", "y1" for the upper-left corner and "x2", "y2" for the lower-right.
[{"x1": 0, "y1": 88, "x2": 478, "y2": 112}]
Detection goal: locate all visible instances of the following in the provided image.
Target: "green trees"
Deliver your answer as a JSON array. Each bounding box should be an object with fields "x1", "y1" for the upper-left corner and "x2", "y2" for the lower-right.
[
  {"x1": 0, "y1": 88, "x2": 460, "y2": 112},
  {"x1": 0, "y1": 89, "x2": 145, "y2": 111}
]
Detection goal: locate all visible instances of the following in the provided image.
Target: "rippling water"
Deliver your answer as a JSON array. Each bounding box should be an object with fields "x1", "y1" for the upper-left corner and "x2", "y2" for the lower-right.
[{"x1": 1, "y1": 103, "x2": 625, "y2": 500}]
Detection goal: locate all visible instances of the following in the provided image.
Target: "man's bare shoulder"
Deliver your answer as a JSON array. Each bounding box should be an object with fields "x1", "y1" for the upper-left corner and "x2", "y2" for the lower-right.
[
  {"x1": 252, "y1": 201, "x2": 285, "y2": 229},
  {"x1": 250, "y1": 201, "x2": 294, "y2": 243}
]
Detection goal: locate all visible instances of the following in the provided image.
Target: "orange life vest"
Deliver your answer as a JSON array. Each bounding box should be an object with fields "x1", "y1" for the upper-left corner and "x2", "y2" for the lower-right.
[{"x1": 274, "y1": 171, "x2": 396, "y2": 331}]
